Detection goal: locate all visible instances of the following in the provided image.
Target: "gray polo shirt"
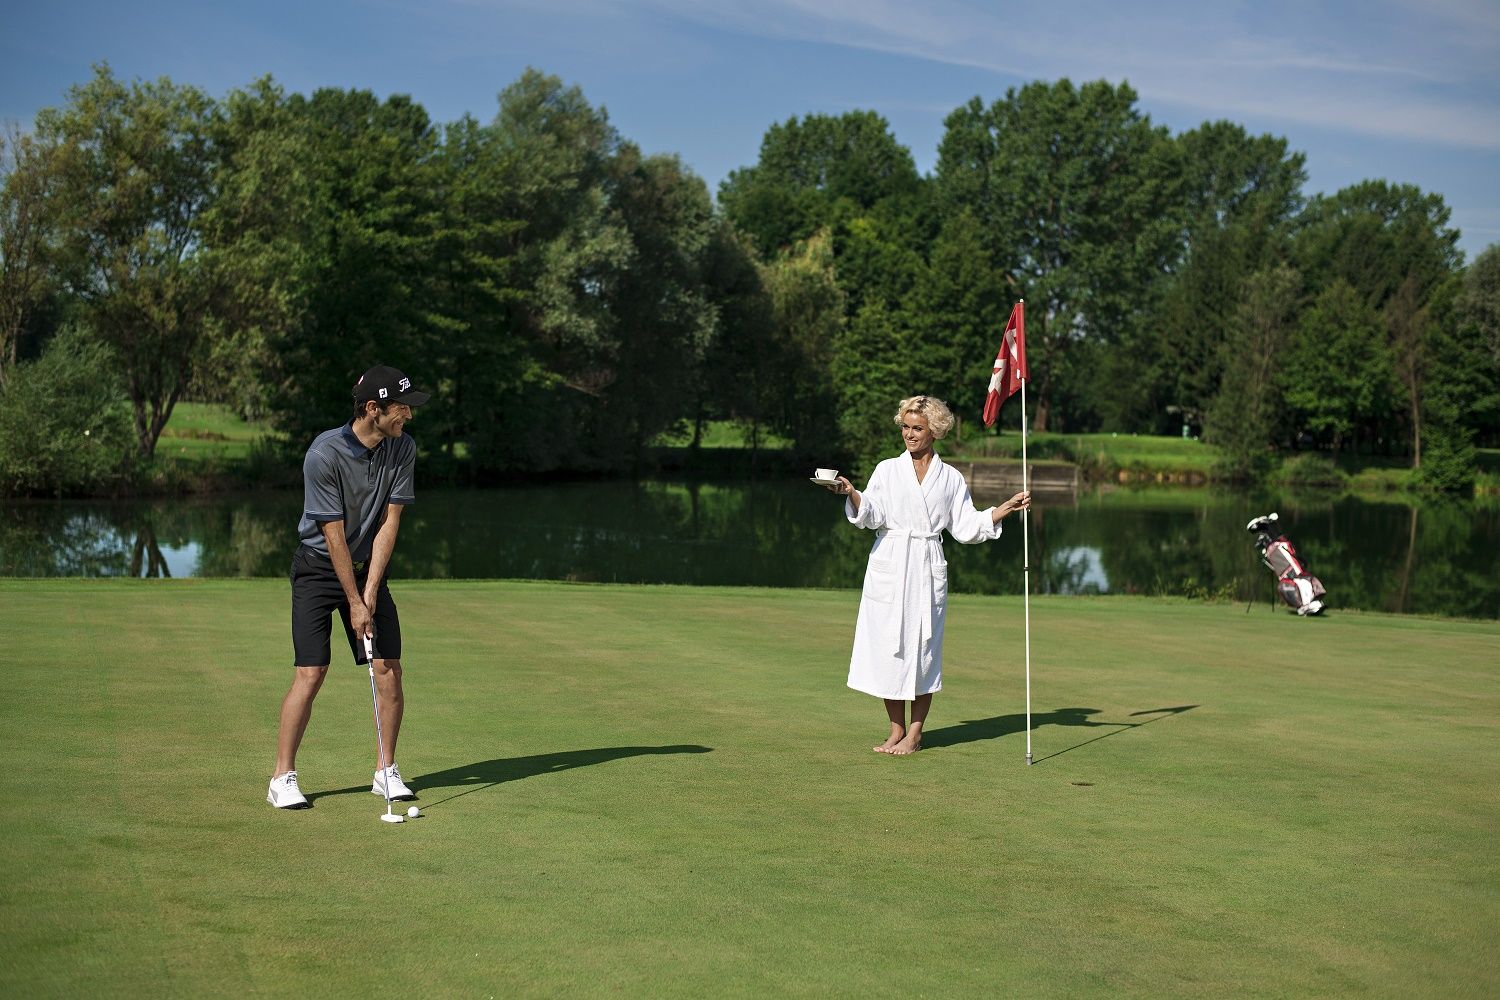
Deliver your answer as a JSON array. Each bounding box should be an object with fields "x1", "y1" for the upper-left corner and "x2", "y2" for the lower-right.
[{"x1": 297, "y1": 422, "x2": 417, "y2": 563}]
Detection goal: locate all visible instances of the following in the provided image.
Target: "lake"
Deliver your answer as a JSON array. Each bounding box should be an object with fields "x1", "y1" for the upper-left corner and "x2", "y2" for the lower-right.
[{"x1": 2, "y1": 480, "x2": 1496, "y2": 618}]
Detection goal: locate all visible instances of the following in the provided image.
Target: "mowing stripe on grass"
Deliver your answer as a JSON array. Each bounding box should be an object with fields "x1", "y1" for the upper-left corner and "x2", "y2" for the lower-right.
[{"x1": 2, "y1": 580, "x2": 1496, "y2": 998}]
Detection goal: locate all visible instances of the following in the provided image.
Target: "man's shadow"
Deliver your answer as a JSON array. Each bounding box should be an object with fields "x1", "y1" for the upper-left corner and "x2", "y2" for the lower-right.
[
  {"x1": 923, "y1": 706, "x2": 1198, "y2": 761},
  {"x1": 307, "y1": 744, "x2": 712, "y2": 805}
]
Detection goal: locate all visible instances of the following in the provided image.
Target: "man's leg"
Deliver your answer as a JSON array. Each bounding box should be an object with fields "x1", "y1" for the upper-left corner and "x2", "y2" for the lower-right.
[
  {"x1": 372, "y1": 657, "x2": 403, "y2": 768},
  {"x1": 276, "y1": 666, "x2": 328, "y2": 777},
  {"x1": 282, "y1": 544, "x2": 337, "y2": 784},
  {"x1": 365, "y1": 582, "x2": 413, "y2": 795}
]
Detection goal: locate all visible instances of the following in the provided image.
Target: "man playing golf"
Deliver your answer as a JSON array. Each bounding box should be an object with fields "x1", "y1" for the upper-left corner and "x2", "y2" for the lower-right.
[{"x1": 267, "y1": 365, "x2": 430, "y2": 809}]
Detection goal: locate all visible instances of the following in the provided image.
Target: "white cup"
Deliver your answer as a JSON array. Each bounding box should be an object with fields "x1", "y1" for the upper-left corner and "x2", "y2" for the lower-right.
[{"x1": 814, "y1": 468, "x2": 839, "y2": 481}]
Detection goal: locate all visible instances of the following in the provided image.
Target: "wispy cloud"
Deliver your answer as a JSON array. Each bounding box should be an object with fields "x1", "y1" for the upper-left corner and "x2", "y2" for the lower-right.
[
  {"x1": 624, "y1": 0, "x2": 1500, "y2": 148},
  {"x1": 1387, "y1": 0, "x2": 1500, "y2": 40}
]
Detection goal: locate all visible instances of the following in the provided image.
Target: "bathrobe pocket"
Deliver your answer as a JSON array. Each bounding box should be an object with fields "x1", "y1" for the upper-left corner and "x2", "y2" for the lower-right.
[{"x1": 863, "y1": 560, "x2": 899, "y2": 604}]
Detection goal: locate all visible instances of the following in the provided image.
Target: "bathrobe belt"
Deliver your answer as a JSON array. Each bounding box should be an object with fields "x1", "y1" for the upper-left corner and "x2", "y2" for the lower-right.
[
  {"x1": 874, "y1": 528, "x2": 943, "y2": 655},
  {"x1": 876, "y1": 529, "x2": 942, "y2": 541}
]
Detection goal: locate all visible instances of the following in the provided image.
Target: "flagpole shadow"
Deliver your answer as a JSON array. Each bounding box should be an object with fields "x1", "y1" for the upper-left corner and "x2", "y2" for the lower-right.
[
  {"x1": 922, "y1": 705, "x2": 1198, "y2": 762},
  {"x1": 1029, "y1": 705, "x2": 1198, "y2": 763}
]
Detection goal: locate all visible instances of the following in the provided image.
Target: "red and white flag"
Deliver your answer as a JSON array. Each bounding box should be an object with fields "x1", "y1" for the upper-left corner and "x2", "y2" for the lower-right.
[{"x1": 982, "y1": 301, "x2": 1027, "y2": 427}]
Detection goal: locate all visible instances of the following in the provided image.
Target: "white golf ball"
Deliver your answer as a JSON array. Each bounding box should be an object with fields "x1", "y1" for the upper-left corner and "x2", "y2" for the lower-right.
[{"x1": 407, "y1": 806, "x2": 420, "y2": 818}]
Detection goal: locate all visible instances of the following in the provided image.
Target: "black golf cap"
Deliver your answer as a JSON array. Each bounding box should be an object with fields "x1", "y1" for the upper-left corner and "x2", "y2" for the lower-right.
[{"x1": 354, "y1": 365, "x2": 431, "y2": 407}]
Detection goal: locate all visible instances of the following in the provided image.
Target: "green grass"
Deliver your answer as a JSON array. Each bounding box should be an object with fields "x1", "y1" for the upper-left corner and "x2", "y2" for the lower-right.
[
  {"x1": 1346, "y1": 466, "x2": 1420, "y2": 491},
  {"x1": 156, "y1": 402, "x2": 271, "y2": 462},
  {"x1": 152, "y1": 405, "x2": 1493, "y2": 497},
  {"x1": 950, "y1": 432, "x2": 1216, "y2": 475},
  {"x1": 652, "y1": 419, "x2": 793, "y2": 449},
  {"x1": 1477, "y1": 450, "x2": 1500, "y2": 494},
  {"x1": 951, "y1": 433, "x2": 1500, "y2": 495},
  {"x1": 3, "y1": 581, "x2": 1496, "y2": 998}
]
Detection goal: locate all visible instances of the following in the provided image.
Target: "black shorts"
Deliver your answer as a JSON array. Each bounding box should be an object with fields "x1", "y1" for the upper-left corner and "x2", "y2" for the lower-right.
[{"x1": 289, "y1": 545, "x2": 402, "y2": 667}]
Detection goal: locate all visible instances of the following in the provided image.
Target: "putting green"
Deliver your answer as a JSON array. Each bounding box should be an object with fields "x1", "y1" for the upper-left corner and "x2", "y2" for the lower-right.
[{"x1": 2, "y1": 580, "x2": 1496, "y2": 997}]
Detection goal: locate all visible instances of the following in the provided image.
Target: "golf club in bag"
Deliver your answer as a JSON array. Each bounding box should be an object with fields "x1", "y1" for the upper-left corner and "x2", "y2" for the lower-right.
[
  {"x1": 365, "y1": 635, "x2": 404, "y2": 824},
  {"x1": 1246, "y1": 512, "x2": 1326, "y2": 616}
]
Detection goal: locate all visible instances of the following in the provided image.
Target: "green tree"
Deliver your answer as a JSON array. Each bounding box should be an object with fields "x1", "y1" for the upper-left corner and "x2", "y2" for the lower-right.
[
  {"x1": 37, "y1": 65, "x2": 221, "y2": 458},
  {"x1": 1204, "y1": 265, "x2": 1301, "y2": 479},
  {"x1": 832, "y1": 298, "x2": 911, "y2": 466},
  {"x1": 719, "y1": 111, "x2": 921, "y2": 258},
  {"x1": 1386, "y1": 272, "x2": 1431, "y2": 465},
  {"x1": 1297, "y1": 181, "x2": 1460, "y2": 310},
  {"x1": 719, "y1": 111, "x2": 928, "y2": 373},
  {"x1": 422, "y1": 110, "x2": 528, "y2": 477},
  {"x1": 697, "y1": 220, "x2": 776, "y2": 453},
  {"x1": 197, "y1": 77, "x2": 317, "y2": 420},
  {"x1": 264, "y1": 87, "x2": 442, "y2": 446},
  {"x1": 760, "y1": 230, "x2": 845, "y2": 452},
  {"x1": 1137, "y1": 122, "x2": 1305, "y2": 433},
  {"x1": 1295, "y1": 181, "x2": 1462, "y2": 462},
  {"x1": 1417, "y1": 275, "x2": 1479, "y2": 491},
  {"x1": 0, "y1": 325, "x2": 135, "y2": 495},
  {"x1": 906, "y1": 208, "x2": 1011, "y2": 432},
  {"x1": 831, "y1": 199, "x2": 929, "y2": 322},
  {"x1": 599, "y1": 149, "x2": 718, "y2": 465},
  {"x1": 1454, "y1": 244, "x2": 1500, "y2": 448},
  {"x1": 0, "y1": 122, "x2": 61, "y2": 387},
  {"x1": 1281, "y1": 279, "x2": 1398, "y2": 451},
  {"x1": 935, "y1": 79, "x2": 1182, "y2": 432},
  {"x1": 457, "y1": 69, "x2": 633, "y2": 473},
  {"x1": 1411, "y1": 248, "x2": 1500, "y2": 491}
]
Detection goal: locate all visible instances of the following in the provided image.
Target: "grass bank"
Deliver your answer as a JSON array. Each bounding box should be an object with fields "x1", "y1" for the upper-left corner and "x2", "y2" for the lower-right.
[
  {"x1": 134, "y1": 402, "x2": 294, "y2": 494},
  {"x1": 142, "y1": 404, "x2": 1500, "y2": 497},
  {"x1": 951, "y1": 432, "x2": 1500, "y2": 495},
  {"x1": 951, "y1": 430, "x2": 1215, "y2": 481},
  {"x1": 155, "y1": 402, "x2": 271, "y2": 462},
  {"x1": 4, "y1": 581, "x2": 1496, "y2": 998}
]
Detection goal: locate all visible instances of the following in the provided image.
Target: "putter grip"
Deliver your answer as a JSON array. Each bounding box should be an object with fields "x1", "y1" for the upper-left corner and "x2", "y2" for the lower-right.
[{"x1": 362, "y1": 635, "x2": 375, "y2": 662}]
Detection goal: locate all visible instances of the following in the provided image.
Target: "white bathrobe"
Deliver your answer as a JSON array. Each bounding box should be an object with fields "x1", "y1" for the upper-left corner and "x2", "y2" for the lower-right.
[{"x1": 845, "y1": 451, "x2": 1003, "y2": 700}]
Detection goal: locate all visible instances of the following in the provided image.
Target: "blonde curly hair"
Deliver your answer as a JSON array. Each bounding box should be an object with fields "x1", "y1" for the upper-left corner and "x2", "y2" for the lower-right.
[{"x1": 893, "y1": 395, "x2": 954, "y2": 439}]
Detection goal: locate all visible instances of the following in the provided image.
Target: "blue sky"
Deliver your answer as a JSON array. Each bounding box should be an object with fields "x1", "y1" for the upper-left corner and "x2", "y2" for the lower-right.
[{"x1": 5, "y1": 0, "x2": 1497, "y2": 258}]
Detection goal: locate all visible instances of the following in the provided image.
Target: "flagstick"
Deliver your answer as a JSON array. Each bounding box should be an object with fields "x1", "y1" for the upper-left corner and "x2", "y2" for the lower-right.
[{"x1": 1021, "y1": 375, "x2": 1032, "y2": 767}]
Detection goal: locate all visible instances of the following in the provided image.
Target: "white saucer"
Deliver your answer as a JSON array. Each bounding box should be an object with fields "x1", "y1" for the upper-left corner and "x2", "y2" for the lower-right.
[{"x1": 810, "y1": 477, "x2": 840, "y2": 487}]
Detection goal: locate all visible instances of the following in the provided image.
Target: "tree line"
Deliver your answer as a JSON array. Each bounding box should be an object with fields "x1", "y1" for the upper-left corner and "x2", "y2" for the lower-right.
[{"x1": 2, "y1": 64, "x2": 1497, "y2": 495}]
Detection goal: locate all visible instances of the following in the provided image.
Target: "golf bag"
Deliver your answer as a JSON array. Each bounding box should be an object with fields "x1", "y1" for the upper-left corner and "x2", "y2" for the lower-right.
[{"x1": 1246, "y1": 513, "x2": 1326, "y2": 616}]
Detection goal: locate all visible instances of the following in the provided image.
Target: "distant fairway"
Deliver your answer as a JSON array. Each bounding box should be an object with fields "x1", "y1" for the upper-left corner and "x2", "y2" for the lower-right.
[{"x1": 2, "y1": 581, "x2": 1496, "y2": 998}]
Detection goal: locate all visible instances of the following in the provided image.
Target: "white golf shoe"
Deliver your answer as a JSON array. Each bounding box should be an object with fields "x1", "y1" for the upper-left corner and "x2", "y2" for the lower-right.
[
  {"x1": 372, "y1": 763, "x2": 415, "y2": 801},
  {"x1": 267, "y1": 770, "x2": 310, "y2": 809}
]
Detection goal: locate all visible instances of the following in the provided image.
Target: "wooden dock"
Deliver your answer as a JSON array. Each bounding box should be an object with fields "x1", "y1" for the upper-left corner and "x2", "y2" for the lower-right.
[{"x1": 952, "y1": 460, "x2": 1080, "y2": 496}]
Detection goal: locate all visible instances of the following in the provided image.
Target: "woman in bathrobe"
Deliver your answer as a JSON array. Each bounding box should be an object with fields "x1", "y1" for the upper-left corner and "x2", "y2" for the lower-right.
[{"x1": 829, "y1": 395, "x2": 1029, "y2": 755}]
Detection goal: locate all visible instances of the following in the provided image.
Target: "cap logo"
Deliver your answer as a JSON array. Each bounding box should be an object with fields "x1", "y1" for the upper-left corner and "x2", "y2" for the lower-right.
[
  {"x1": 398, "y1": 377, "x2": 411, "y2": 392},
  {"x1": 378, "y1": 388, "x2": 388, "y2": 399}
]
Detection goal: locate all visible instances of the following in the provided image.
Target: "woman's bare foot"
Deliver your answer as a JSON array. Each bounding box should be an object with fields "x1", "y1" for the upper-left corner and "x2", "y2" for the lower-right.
[
  {"x1": 874, "y1": 723, "x2": 905, "y2": 753},
  {"x1": 888, "y1": 724, "x2": 923, "y2": 756}
]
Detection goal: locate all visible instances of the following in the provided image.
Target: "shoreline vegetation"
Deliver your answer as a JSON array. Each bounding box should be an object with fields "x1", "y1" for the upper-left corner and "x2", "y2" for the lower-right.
[{"x1": 111, "y1": 403, "x2": 1500, "y2": 500}]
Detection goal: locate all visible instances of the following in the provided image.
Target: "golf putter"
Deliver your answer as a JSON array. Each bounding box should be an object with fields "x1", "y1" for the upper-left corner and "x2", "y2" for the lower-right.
[{"x1": 365, "y1": 634, "x2": 404, "y2": 824}]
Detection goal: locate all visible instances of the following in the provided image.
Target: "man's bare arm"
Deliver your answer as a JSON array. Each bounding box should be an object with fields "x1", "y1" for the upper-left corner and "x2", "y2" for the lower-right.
[
  {"x1": 362, "y1": 504, "x2": 404, "y2": 610},
  {"x1": 320, "y1": 520, "x2": 373, "y2": 638}
]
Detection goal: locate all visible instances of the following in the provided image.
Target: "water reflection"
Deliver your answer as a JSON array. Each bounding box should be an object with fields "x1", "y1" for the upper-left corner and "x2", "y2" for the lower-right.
[
  {"x1": 0, "y1": 495, "x2": 304, "y2": 578},
  {"x1": 1050, "y1": 546, "x2": 1109, "y2": 594},
  {"x1": 2, "y1": 483, "x2": 1495, "y2": 619}
]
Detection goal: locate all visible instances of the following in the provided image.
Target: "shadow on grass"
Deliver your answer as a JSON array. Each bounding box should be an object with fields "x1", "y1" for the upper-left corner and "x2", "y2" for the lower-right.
[
  {"x1": 305, "y1": 744, "x2": 713, "y2": 806},
  {"x1": 923, "y1": 705, "x2": 1198, "y2": 762}
]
